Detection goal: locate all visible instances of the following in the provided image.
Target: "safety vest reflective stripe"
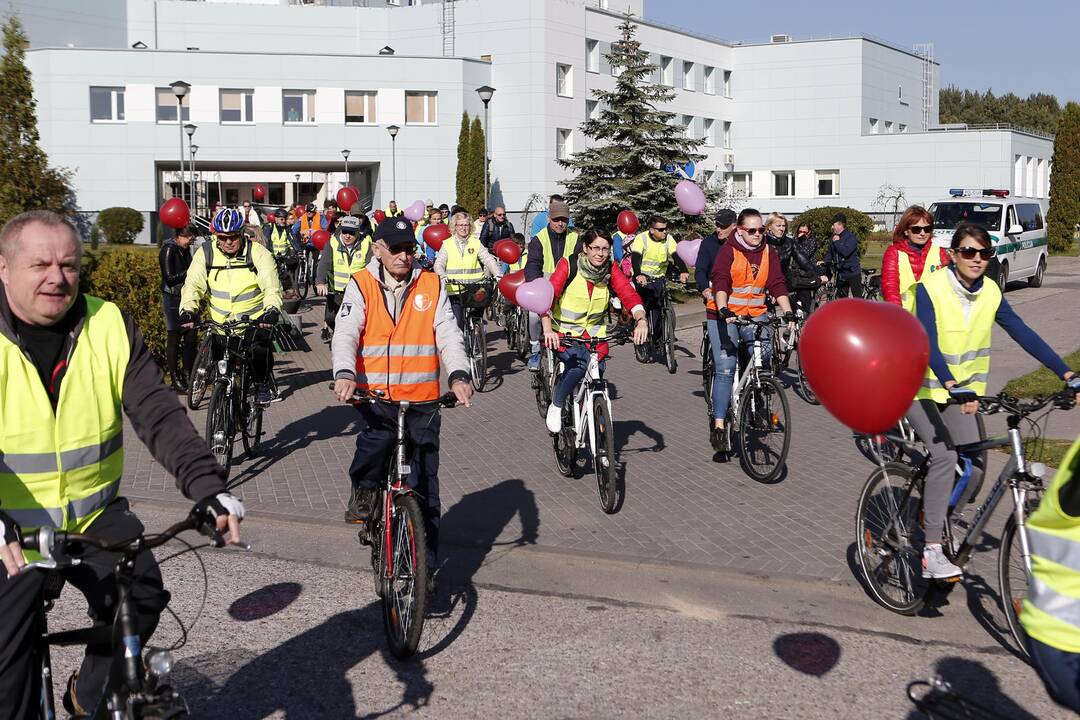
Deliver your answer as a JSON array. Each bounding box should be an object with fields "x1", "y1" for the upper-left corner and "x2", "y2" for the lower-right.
[
  {"x1": 445, "y1": 236, "x2": 485, "y2": 291},
  {"x1": 0, "y1": 435, "x2": 123, "y2": 475},
  {"x1": 728, "y1": 296, "x2": 767, "y2": 307},
  {"x1": 921, "y1": 372, "x2": 989, "y2": 390},
  {"x1": 358, "y1": 343, "x2": 438, "y2": 359},
  {"x1": 728, "y1": 247, "x2": 769, "y2": 317},
  {"x1": 210, "y1": 287, "x2": 261, "y2": 303},
  {"x1": 631, "y1": 232, "x2": 672, "y2": 278},
  {"x1": 356, "y1": 370, "x2": 441, "y2": 386},
  {"x1": 941, "y1": 348, "x2": 992, "y2": 365},
  {"x1": 552, "y1": 268, "x2": 609, "y2": 339},
  {"x1": 538, "y1": 228, "x2": 579, "y2": 275},
  {"x1": 730, "y1": 284, "x2": 759, "y2": 294}
]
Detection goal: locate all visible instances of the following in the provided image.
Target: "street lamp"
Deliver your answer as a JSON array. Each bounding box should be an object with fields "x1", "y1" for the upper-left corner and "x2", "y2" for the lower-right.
[
  {"x1": 476, "y1": 85, "x2": 495, "y2": 209},
  {"x1": 184, "y1": 123, "x2": 197, "y2": 211},
  {"x1": 295, "y1": 173, "x2": 301, "y2": 205},
  {"x1": 169, "y1": 80, "x2": 190, "y2": 202},
  {"x1": 341, "y1": 148, "x2": 351, "y2": 184},
  {"x1": 386, "y1": 125, "x2": 399, "y2": 205},
  {"x1": 189, "y1": 143, "x2": 198, "y2": 214}
]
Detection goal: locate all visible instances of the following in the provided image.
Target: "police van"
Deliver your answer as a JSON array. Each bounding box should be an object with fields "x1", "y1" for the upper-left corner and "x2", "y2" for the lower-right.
[{"x1": 926, "y1": 189, "x2": 1049, "y2": 290}]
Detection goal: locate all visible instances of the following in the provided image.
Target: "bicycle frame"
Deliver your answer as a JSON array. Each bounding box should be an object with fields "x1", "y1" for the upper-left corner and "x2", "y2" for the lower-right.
[
  {"x1": 727, "y1": 323, "x2": 770, "y2": 425},
  {"x1": 564, "y1": 348, "x2": 612, "y2": 455}
]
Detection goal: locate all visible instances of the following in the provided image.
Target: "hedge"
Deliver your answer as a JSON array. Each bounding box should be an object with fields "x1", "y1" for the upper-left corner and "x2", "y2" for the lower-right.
[
  {"x1": 793, "y1": 206, "x2": 875, "y2": 257},
  {"x1": 84, "y1": 248, "x2": 167, "y2": 366},
  {"x1": 96, "y1": 207, "x2": 144, "y2": 244}
]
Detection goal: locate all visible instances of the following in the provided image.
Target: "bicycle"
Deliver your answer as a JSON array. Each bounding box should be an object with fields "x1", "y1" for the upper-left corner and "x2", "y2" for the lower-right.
[
  {"x1": 532, "y1": 345, "x2": 557, "y2": 419},
  {"x1": 907, "y1": 676, "x2": 1015, "y2": 719},
  {"x1": 549, "y1": 330, "x2": 635, "y2": 513},
  {"x1": 854, "y1": 389, "x2": 1076, "y2": 656},
  {"x1": 338, "y1": 385, "x2": 460, "y2": 659},
  {"x1": 295, "y1": 246, "x2": 316, "y2": 300},
  {"x1": 187, "y1": 329, "x2": 214, "y2": 410},
  {"x1": 813, "y1": 273, "x2": 837, "y2": 307},
  {"x1": 19, "y1": 508, "x2": 236, "y2": 719},
  {"x1": 503, "y1": 302, "x2": 530, "y2": 362},
  {"x1": 861, "y1": 268, "x2": 882, "y2": 301},
  {"x1": 449, "y1": 280, "x2": 494, "y2": 391},
  {"x1": 633, "y1": 277, "x2": 677, "y2": 374}
]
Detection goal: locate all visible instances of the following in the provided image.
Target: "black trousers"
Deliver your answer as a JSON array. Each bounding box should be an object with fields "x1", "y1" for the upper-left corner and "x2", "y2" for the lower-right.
[
  {"x1": 835, "y1": 272, "x2": 864, "y2": 299},
  {"x1": 348, "y1": 401, "x2": 442, "y2": 563},
  {"x1": 325, "y1": 291, "x2": 342, "y2": 331},
  {"x1": 0, "y1": 499, "x2": 169, "y2": 719},
  {"x1": 637, "y1": 278, "x2": 666, "y2": 336},
  {"x1": 211, "y1": 327, "x2": 273, "y2": 384}
]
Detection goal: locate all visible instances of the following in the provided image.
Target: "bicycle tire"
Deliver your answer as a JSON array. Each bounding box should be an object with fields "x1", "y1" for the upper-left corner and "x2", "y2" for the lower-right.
[
  {"x1": 855, "y1": 462, "x2": 927, "y2": 614},
  {"x1": 663, "y1": 307, "x2": 677, "y2": 374},
  {"x1": 239, "y1": 375, "x2": 263, "y2": 457},
  {"x1": 535, "y1": 350, "x2": 554, "y2": 418},
  {"x1": 999, "y1": 512, "x2": 1035, "y2": 659},
  {"x1": 296, "y1": 260, "x2": 310, "y2": 300},
  {"x1": 470, "y1": 318, "x2": 487, "y2": 392},
  {"x1": 553, "y1": 397, "x2": 577, "y2": 477},
  {"x1": 205, "y1": 384, "x2": 233, "y2": 475},
  {"x1": 702, "y1": 354, "x2": 715, "y2": 422},
  {"x1": 593, "y1": 396, "x2": 618, "y2": 513},
  {"x1": 382, "y1": 493, "x2": 428, "y2": 659},
  {"x1": 796, "y1": 347, "x2": 819, "y2": 405},
  {"x1": 735, "y1": 375, "x2": 791, "y2": 483},
  {"x1": 187, "y1": 336, "x2": 212, "y2": 410}
]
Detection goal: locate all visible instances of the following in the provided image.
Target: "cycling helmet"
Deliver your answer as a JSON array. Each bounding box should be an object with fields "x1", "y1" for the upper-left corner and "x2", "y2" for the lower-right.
[{"x1": 213, "y1": 208, "x2": 245, "y2": 235}]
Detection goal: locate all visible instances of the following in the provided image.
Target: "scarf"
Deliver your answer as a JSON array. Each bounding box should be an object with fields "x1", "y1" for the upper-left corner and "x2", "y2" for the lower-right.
[{"x1": 577, "y1": 254, "x2": 611, "y2": 285}]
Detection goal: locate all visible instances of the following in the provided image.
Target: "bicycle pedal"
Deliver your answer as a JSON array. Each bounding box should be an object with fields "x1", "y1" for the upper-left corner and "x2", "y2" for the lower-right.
[{"x1": 356, "y1": 525, "x2": 372, "y2": 546}]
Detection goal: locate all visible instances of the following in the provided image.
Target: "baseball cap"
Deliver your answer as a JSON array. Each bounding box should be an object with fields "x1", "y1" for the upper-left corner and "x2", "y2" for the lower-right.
[
  {"x1": 339, "y1": 215, "x2": 361, "y2": 232},
  {"x1": 305, "y1": 203, "x2": 317, "y2": 213},
  {"x1": 549, "y1": 199, "x2": 571, "y2": 221},
  {"x1": 831, "y1": 212, "x2": 848, "y2": 225},
  {"x1": 714, "y1": 209, "x2": 737, "y2": 228},
  {"x1": 374, "y1": 216, "x2": 416, "y2": 248}
]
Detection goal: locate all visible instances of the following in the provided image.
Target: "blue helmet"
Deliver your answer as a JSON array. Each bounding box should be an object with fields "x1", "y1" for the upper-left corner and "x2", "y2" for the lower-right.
[{"x1": 213, "y1": 208, "x2": 245, "y2": 235}]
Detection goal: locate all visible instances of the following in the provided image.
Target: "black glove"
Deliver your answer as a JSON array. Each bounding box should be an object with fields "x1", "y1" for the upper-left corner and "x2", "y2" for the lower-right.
[
  {"x1": 178, "y1": 310, "x2": 196, "y2": 326},
  {"x1": 948, "y1": 385, "x2": 978, "y2": 405},
  {"x1": 719, "y1": 307, "x2": 736, "y2": 320},
  {"x1": 0, "y1": 509, "x2": 19, "y2": 545},
  {"x1": 192, "y1": 492, "x2": 246, "y2": 529},
  {"x1": 260, "y1": 309, "x2": 280, "y2": 326}
]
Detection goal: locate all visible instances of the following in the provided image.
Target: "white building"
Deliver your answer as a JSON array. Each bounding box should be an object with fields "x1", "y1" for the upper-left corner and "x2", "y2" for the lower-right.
[{"x1": 12, "y1": 0, "x2": 1054, "y2": 241}]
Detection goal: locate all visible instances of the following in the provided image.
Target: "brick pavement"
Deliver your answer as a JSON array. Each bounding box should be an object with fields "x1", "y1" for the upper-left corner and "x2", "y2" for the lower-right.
[{"x1": 122, "y1": 260, "x2": 1080, "y2": 583}]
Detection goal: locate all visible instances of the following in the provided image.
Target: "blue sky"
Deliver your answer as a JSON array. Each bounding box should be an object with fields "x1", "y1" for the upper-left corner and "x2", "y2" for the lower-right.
[{"x1": 646, "y1": 0, "x2": 1079, "y2": 103}]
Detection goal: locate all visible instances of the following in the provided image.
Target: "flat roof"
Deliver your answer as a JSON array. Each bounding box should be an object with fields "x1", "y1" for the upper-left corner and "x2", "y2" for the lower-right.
[{"x1": 26, "y1": 46, "x2": 492, "y2": 65}]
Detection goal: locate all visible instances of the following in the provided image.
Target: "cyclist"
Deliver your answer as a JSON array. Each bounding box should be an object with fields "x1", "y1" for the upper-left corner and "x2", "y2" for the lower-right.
[
  {"x1": 629, "y1": 214, "x2": 688, "y2": 344},
  {"x1": 478, "y1": 205, "x2": 515, "y2": 251},
  {"x1": 788, "y1": 222, "x2": 829, "y2": 314},
  {"x1": 698, "y1": 209, "x2": 737, "y2": 433},
  {"x1": 331, "y1": 217, "x2": 472, "y2": 582},
  {"x1": 709, "y1": 208, "x2": 796, "y2": 452},
  {"x1": 906, "y1": 222, "x2": 1078, "y2": 579},
  {"x1": 524, "y1": 198, "x2": 581, "y2": 370},
  {"x1": 179, "y1": 208, "x2": 283, "y2": 405},
  {"x1": 433, "y1": 211, "x2": 502, "y2": 332},
  {"x1": 473, "y1": 207, "x2": 488, "y2": 237},
  {"x1": 881, "y1": 205, "x2": 949, "y2": 311},
  {"x1": 159, "y1": 223, "x2": 197, "y2": 393},
  {"x1": 416, "y1": 205, "x2": 445, "y2": 264},
  {"x1": 766, "y1": 212, "x2": 822, "y2": 316},
  {"x1": 316, "y1": 215, "x2": 371, "y2": 342},
  {"x1": 384, "y1": 199, "x2": 403, "y2": 218},
  {"x1": 0, "y1": 210, "x2": 244, "y2": 718},
  {"x1": 822, "y1": 212, "x2": 863, "y2": 298},
  {"x1": 262, "y1": 209, "x2": 298, "y2": 256},
  {"x1": 291, "y1": 202, "x2": 326, "y2": 272},
  {"x1": 540, "y1": 228, "x2": 648, "y2": 432}
]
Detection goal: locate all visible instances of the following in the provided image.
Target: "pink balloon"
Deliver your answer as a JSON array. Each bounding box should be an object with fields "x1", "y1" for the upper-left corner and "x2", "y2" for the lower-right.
[
  {"x1": 403, "y1": 200, "x2": 425, "y2": 222},
  {"x1": 676, "y1": 238, "x2": 702, "y2": 266},
  {"x1": 516, "y1": 278, "x2": 555, "y2": 315},
  {"x1": 675, "y1": 179, "x2": 706, "y2": 216}
]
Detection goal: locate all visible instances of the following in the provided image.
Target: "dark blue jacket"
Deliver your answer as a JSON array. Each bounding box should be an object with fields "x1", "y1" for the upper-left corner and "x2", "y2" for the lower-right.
[
  {"x1": 824, "y1": 229, "x2": 861, "y2": 277},
  {"x1": 694, "y1": 231, "x2": 725, "y2": 294}
]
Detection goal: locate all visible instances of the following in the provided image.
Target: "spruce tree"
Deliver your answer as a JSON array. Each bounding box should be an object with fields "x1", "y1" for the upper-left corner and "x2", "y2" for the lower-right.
[
  {"x1": 467, "y1": 115, "x2": 486, "y2": 214},
  {"x1": 455, "y1": 112, "x2": 471, "y2": 209},
  {"x1": 0, "y1": 16, "x2": 71, "y2": 226},
  {"x1": 1046, "y1": 102, "x2": 1080, "y2": 254},
  {"x1": 560, "y1": 13, "x2": 708, "y2": 234}
]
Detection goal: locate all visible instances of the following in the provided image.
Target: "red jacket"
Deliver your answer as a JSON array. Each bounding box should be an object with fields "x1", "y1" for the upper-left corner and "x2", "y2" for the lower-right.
[
  {"x1": 880, "y1": 240, "x2": 950, "y2": 306},
  {"x1": 549, "y1": 257, "x2": 643, "y2": 359}
]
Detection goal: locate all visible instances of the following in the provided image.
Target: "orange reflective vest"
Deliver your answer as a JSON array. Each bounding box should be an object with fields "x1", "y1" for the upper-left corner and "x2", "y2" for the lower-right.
[
  {"x1": 353, "y1": 269, "x2": 441, "y2": 402},
  {"x1": 300, "y1": 212, "x2": 322, "y2": 239},
  {"x1": 728, "y1": 247, "x2": 769, "y2": 317}
]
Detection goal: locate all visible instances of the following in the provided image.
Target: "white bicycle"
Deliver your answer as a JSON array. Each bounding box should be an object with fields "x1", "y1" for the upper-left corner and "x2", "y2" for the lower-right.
[{"x1": 550, "y1": 330, "x2": 635, "y2": 514}]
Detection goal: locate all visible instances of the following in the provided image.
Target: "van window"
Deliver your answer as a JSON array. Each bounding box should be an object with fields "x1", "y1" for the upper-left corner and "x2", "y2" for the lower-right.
[
  {"x1": 1005, "y1": 206, "x2": 1017, "y2": 233},
  {"x1": 1015, "y1": 203, "x2": 1044, "y2": 231},
  {"x1": 929, "y1": 202, "x2": 1004, "y2": 232}
]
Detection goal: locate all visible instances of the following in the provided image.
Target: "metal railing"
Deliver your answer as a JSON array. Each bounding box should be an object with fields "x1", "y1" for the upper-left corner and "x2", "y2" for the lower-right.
[{"x1": 927, "y1": 123, "x2": 1054, "y2": 141}]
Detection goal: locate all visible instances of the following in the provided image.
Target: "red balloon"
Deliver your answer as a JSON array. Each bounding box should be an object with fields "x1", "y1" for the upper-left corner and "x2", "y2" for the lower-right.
[
  {"x1": 498, "y1": 269, "x2": 526, "y2": 304},
  {"x1": 617, "y1": 210, "x2": 639, "y2": 236},
  {"x1": 159, "y1": 198, "x2": 190, "y2": 230},
  {"x1": 373, "y1": 209, "x2": 386, "y2": 224},
  {"x1": 493, "y1": 239, "x2": 522, "y2": 265},
  {"x1": 335, "y1": 186, "x2": 358, "y2": 211},
  {"x1": 422, "y1": 223, "x2": 449, "y2": 252},
  {"x1": 253, "y1": 184, "x2": 266, "y2": 201},
  {"x1": 799, "y1": 299, "x2": 929, "y2": 434},
  {"x1": 311, "y1": 229, "x2": 330, "y2": 252}
]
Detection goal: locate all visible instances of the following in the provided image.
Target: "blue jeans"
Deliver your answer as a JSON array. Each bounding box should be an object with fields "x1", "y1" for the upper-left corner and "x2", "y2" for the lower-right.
[
  {"x1": 1029, "y1": 635, "x2": 1080, "y2": 713},
  {"x1": 553, "y1": 345, "x2": 603, "y2": 408},
  {"x1": 712, "y1": 317, "x2": 772, "y2": 420}
]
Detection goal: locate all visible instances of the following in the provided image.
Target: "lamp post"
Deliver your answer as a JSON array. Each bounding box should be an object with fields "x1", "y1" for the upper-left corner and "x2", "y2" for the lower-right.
[
  {"x1": 386, "y1": 124, "x2": 399, "y2": 205},
  {"x1": 189, "y1": 144, "x2": 198, "y2": 214},
  {"x1": 169, "y1": 81, "x2": 190, "y2": 202},
  {"x1": 295, "y1": 173, "x2": 300, "y2": 205},
  {"x1": 476, "y1": 85, "x2": 495, "y2": 209},
  {"x1": 341, "y1": 148, "x2": 351, "y2": 187}
]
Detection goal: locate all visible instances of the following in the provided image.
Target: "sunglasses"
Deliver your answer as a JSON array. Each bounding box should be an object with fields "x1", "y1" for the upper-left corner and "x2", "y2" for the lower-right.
[
  {"x1": 386, "y1": 243, "x2": 417, "y2": 255},
  {"x1": 652, "y1": 227, "x2": 668, "y2": 233},
  {"x1": 954, "y1": 246, "x2": 995, "y2": 261},
  {"x1": 494, "y1": 213, "x2": 505, "y2": 217},
  {"x1": 741, "y1": 227, "x2": 762, "y2": 235},
  {"x1": 909, "y1": 224, "x2": 933, "y2": 234},
  {"x1": 550, "y1": 217, "x2": 569, "y2": 223}
]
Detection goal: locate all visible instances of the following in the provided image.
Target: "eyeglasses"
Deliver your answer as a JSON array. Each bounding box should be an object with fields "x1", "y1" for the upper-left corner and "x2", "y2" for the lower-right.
[
  {"x1": 741, "y1": 227, "x2": 762, "y2": 235},
  {"x1": 454, "y1": 223, "x2": 471, "y2": 228},
  {"x1": 494, "y1": 213, "x2": 505, "y2": 218},
  {"x1": 218, "y1": 234, "x2": 241, "y2": 242},
  {"x1": 909, "y1": 224, "x2": 934, "y2": 234},
  {"x1": 386, "y1": 243, "x2": 417, "y2": 256},
  {"x1": 341, "y1": 230, "x2": 357, "y2": 235},
  {"x1": 652, "y1": 227, "x2": 668, "y2": 233},
  {"x1": 954, "y1": 246, "x2": 995, "y2": 261},
  {"x1": 550, "y1": 217, "x2": 569, "y2": 223},
  {"x1": 585, "y1": 245, "x2": 611, "y2": 254}
]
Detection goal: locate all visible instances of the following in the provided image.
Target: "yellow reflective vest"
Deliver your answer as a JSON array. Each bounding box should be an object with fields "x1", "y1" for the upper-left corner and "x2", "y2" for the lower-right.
[
  {"x1": 916, "y1": 267, "x2": 1001, "y2": 404},
  {"x1": 537, "y1": 228, "x2": 579, "y2": 275},
  {"x1": 181, "y1": 239, "x2": 282, "y2": 324},
  {"x1": 553, "y1": 264, "x2": 610, "y2": 339},
  {"x1": 508, "y1": 245, "x2": 528, "y2": 273},
  {"x1": 1021, "y1": 437, "x2": 1080, "y2": 652},
  {"x1": 897, "y1": 251, "x2": 945, "y2": 314},
  {"x1": 330, "y1": 235, "x2": 369, "y2": 292},
  {"x1": 267, "y1": 225, "x2": 292, "y2": 255},
  {"x1": 444, "y1": 235, "x2": 485, "y2": 293},
  {"x1": 0, "y1": 296, "x2": 128, "y2": 538},
  {"x1": 630, "y1": 232, "x2": 677, "y2": 278}
]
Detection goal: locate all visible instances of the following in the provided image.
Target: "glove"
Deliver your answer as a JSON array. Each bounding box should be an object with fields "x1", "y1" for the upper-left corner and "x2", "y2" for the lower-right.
[
  {"x1": 783, "y1": 312, "x2": 796, "y2": 323},
  {"x1": 193, "y1": 492, "x2": 246, "y2": 525},
  {"x1": 1067, "y1": 375, "x2": 1080, "y2": 392},
  {"x1": 0, "y1": 509, "x2": 19, "y2": 546},
  {"x1": 178, "y1": 310, "x2": 196, "y2": 326},
  {"x1": 261, "y1": 309, "x2": 280, "y2": 326},
  {"x1": 948, "y1": 385, "x2": 978, "y2": 405},
  {"x1": 718, "y1": 307, "x2": 736, "y2": 320}
]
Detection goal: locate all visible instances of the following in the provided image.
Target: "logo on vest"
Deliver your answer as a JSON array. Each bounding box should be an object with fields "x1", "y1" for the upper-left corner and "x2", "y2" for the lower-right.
[
  {"x1": 468, "y1": 247, "x2": 476, "y2": 255},
  {"x1": 413, "y1": 293, "x2": 432, "y2": 312}
]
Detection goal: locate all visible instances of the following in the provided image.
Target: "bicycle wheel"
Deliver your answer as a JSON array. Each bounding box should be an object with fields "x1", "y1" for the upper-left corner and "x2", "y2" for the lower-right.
[
  {"x1": 553, "y1": 398, "x2": 577, "y2": 477},
  {"x1": 535, "y1": 350, "x2": 554, "y2": 418},
  {"x1": 187, "y1": 336, "x2": 212, "y2": 410},
  {"x1": 239, "y1": 376, "x2": 263, "y2": 457},
  {"x1": 735, "y1": 375, "x2": 791, "y2": 483},
  {"x1": 205, "y1": 384, "x2": 233, "y2": 474},
  {"x1": 796, "y1": 347, "x2": 819, "y2": 405},
  {"x1": 382, "y1": 493, "x2": 428, "y2": 659},
  {"x1": 592, "y1": 395, "x2": 618, "y2": 513},
  {"x1": 702, "y1": 353, "x2": 715, "y2": 423},
  {"x1": 296, "y1": 260, "x2": 310, "y2": 300},
  {"x1": 662, "y1": 307, "x2": 677, "y2": 374},
  {"x1": 999, "y1": 512, "x2": 1036, "y2": 658},
  {"x1": 470, "y1": 317, "x2": 488, "y2": 391},
  {"x1": 855, "y1": 462, "x2": 927, "y2": 614}
]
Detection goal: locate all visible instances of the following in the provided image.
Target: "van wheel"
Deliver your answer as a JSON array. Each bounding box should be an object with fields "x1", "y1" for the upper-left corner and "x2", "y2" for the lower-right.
[
  {"x1": 997, "y1": 261, "x2": 1009, "y2": 293},
  {"x1": 1028, "y1": 256, "x2": 1046, "y2": 288}
]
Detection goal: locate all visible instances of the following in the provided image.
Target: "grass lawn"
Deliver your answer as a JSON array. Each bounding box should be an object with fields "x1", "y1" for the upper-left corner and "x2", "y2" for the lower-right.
[
  {"x1": 997, "y1": 438, "x2": 1076, "y2": 468},
  {"x1": 1003, "y1": 348, "x2": 1080, "y2": 398}
]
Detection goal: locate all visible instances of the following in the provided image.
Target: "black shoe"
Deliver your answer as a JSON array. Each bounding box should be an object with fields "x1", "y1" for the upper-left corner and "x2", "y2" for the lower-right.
[
  {"x1": 321, "y1": 327, "x2": 332, "y2": 342},
  {"x1": 710, "y1": 426, "x2": 731, "y2": 453},
  {"x1": 62, "y1": 671, "x2": 89, "y2": 718},
  {"x1": 345, "y1": 486, "x2": 375, "y2": 524},
  {"x1": 254, "y1": 383, "x2": 273, "y2": 405}
]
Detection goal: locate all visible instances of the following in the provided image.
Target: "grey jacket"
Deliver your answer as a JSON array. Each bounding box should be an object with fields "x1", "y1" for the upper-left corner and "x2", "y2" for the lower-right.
[{"x1": 331, "y1": 259, "x2": 471, "y2": 387}]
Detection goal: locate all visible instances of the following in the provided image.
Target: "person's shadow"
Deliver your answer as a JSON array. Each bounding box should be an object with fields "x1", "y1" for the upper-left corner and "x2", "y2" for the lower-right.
[{"x1": 904, "y1": 656, "x2": 1040, "y2": 719}]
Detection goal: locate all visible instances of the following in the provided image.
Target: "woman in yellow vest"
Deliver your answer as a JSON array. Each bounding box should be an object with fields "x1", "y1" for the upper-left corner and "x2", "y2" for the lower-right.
[
  {"x1": 907, "y1": 222, "x2": 1077, "y2": 581},
  {"x1": 433, "y1": 211, "x2": 502, "y2": 331},
  {"x1": 881, "y1": 205, "x2": 950, "y2": 311}
]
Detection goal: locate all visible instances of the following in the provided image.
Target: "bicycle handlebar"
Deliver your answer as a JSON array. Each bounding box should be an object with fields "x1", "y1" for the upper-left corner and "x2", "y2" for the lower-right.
[
  {"x1": 326, "y1": 383, "x2": 459, "y2": 409},
  {"x1": 951, "y1": 388, "x2": 1077, "y2": 416}
]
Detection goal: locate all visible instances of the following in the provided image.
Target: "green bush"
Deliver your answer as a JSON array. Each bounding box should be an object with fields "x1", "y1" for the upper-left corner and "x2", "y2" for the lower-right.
[
  {"x1": 793, "y1": 206, "x2": 875, "y2": 256},
  {"x1": 85, "y1": 248, "x2": 166, "y2": 365},
  {"x1": 95, "y1": 207, "x2": 144, "y2": 244}
]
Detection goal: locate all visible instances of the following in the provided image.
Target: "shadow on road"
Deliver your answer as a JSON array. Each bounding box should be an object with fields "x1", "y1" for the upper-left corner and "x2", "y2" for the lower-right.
[
  {"x1": 903, "y1": 656, "x2": 1039, "y2": 720},
  {"x1": 773, "y1": 632, "x2": 842, "y2": 677},
  {"x1": 614, "y1": 420, "x2": 665, "y2": 454}
]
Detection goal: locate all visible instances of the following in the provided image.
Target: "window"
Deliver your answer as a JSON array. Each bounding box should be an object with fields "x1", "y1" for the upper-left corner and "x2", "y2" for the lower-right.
[
  {"x1": 90, "y1": 86, "x2": 125, "y2": 122},
  {"x1": 1016, "y1": 203, "x2": 1045, "y2": 231},
  {"x1": 773, "y1": 171, "x2": 795, "y2": 197},
  {"x1": 283, "y1": 89, "x2": 316, "y2": 123},
  {"x1": 267, "y1": 184, "x2": 286, "y2": 206},
  {"x1": 345, "y1": 91, "x2": 377, "y2": 124},
  {"x1": 556, "y1": 128, "x2": 572, "y2": 160},
  {"x1": 220, "y1": 88, "x2": 254, "y2": 124},
  {"x1": 884, "y1": 121, "x2": 893, "y2": 134},
  {"x1": 556, "y1": 63, "x2": 572, "y2": 97},
  {"x1": 1014, "y1": 155, "x2": 1024, "y2": 194},
  {"x1": 660, "y1": 56, "x2": 673, "y2": 86},
  {"x1": 815, "y1": 169, "x2": 840, "y2": 197},
  {"x1": 703, "y1": 118, "x2": 714, "y2": 146},
  {"x1": 703, "y1": 170, "x2": 715, "y2": 186},
  {"x1": 405, "y1": 91, "x2": 437, "y2": 124},
  {"x1": 155, "y1": 87, "x2": 190, "y2": 123},
  {"x1": 586, "y1": 99, "x2": 600, "y2": 120},
  {"x1": 586, "y1": 39, "x2": 599, "y2": 73},
  {"x1": 722, "y1": 70, "x2": 731, "y2": 97},
  {"x1": 869, "y1": 117, "x2": 879, "y2": 134},
  {"x1": 682, "y1": 115, "x2": 695, "y2": 140},
  {"x1": 683, "y1": 61, "x2": 694, "y2": 90},
  {"x1": 703, "y1": 66, "x2": 715, "y2": 95},
  {"x1": 726, "y1": 172, "x2": 751, "y2": 197},
  {"x1": 898, "y1": 123, "x2": 907, "y2": 133},
  {"x1": 723, "y1": 121, "x2": 731, "y2": 148}
]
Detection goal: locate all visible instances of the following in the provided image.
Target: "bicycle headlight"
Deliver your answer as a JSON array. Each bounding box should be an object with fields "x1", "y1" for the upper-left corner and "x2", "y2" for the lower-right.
[
  {"x1": 146, "y1": 648, "x2": 175, "y2": 678},
  {"x1": 1029, "y1": 462, "x2": 1047, "y2": 479},
  {"x1": 217, "y1": 359, "x2": 228, "y2": 376}
]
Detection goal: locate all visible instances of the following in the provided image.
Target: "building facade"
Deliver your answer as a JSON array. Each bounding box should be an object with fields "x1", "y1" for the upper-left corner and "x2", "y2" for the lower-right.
[{"x1": 14, "y1": 0, "x2": 1053, "y2": 241}]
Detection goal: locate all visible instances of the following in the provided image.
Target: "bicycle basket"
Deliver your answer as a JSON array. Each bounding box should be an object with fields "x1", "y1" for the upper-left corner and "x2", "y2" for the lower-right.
[{"x1": 454, "y1": 285, "x2": 493, "y2": 310}]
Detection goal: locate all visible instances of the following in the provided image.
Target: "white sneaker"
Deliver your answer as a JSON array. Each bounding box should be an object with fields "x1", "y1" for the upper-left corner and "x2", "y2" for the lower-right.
[
  {"x1": 546, "y1": 403, "x2": 562, "y2": 434},
  {"x1": 922, "y1": 544, "x2": 963, "y2": 581}
]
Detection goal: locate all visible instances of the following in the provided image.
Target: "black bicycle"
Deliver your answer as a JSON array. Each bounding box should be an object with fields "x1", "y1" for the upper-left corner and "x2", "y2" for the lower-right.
[
  {"x1": 634, "y1": 277, "x2": 677, "y2": 374},
  {"x1": 20, "y1": 509, "x2": 234, "y2": 719},
  {"x1": 187, "y1": 330, "x2": 213, "y2": 410},
  {"x1": 449, "y1": 281, "x2": 494, "y2": 391},
  {"x1": 861, "y1": 268, "x2": 882, "y2": 301}
]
